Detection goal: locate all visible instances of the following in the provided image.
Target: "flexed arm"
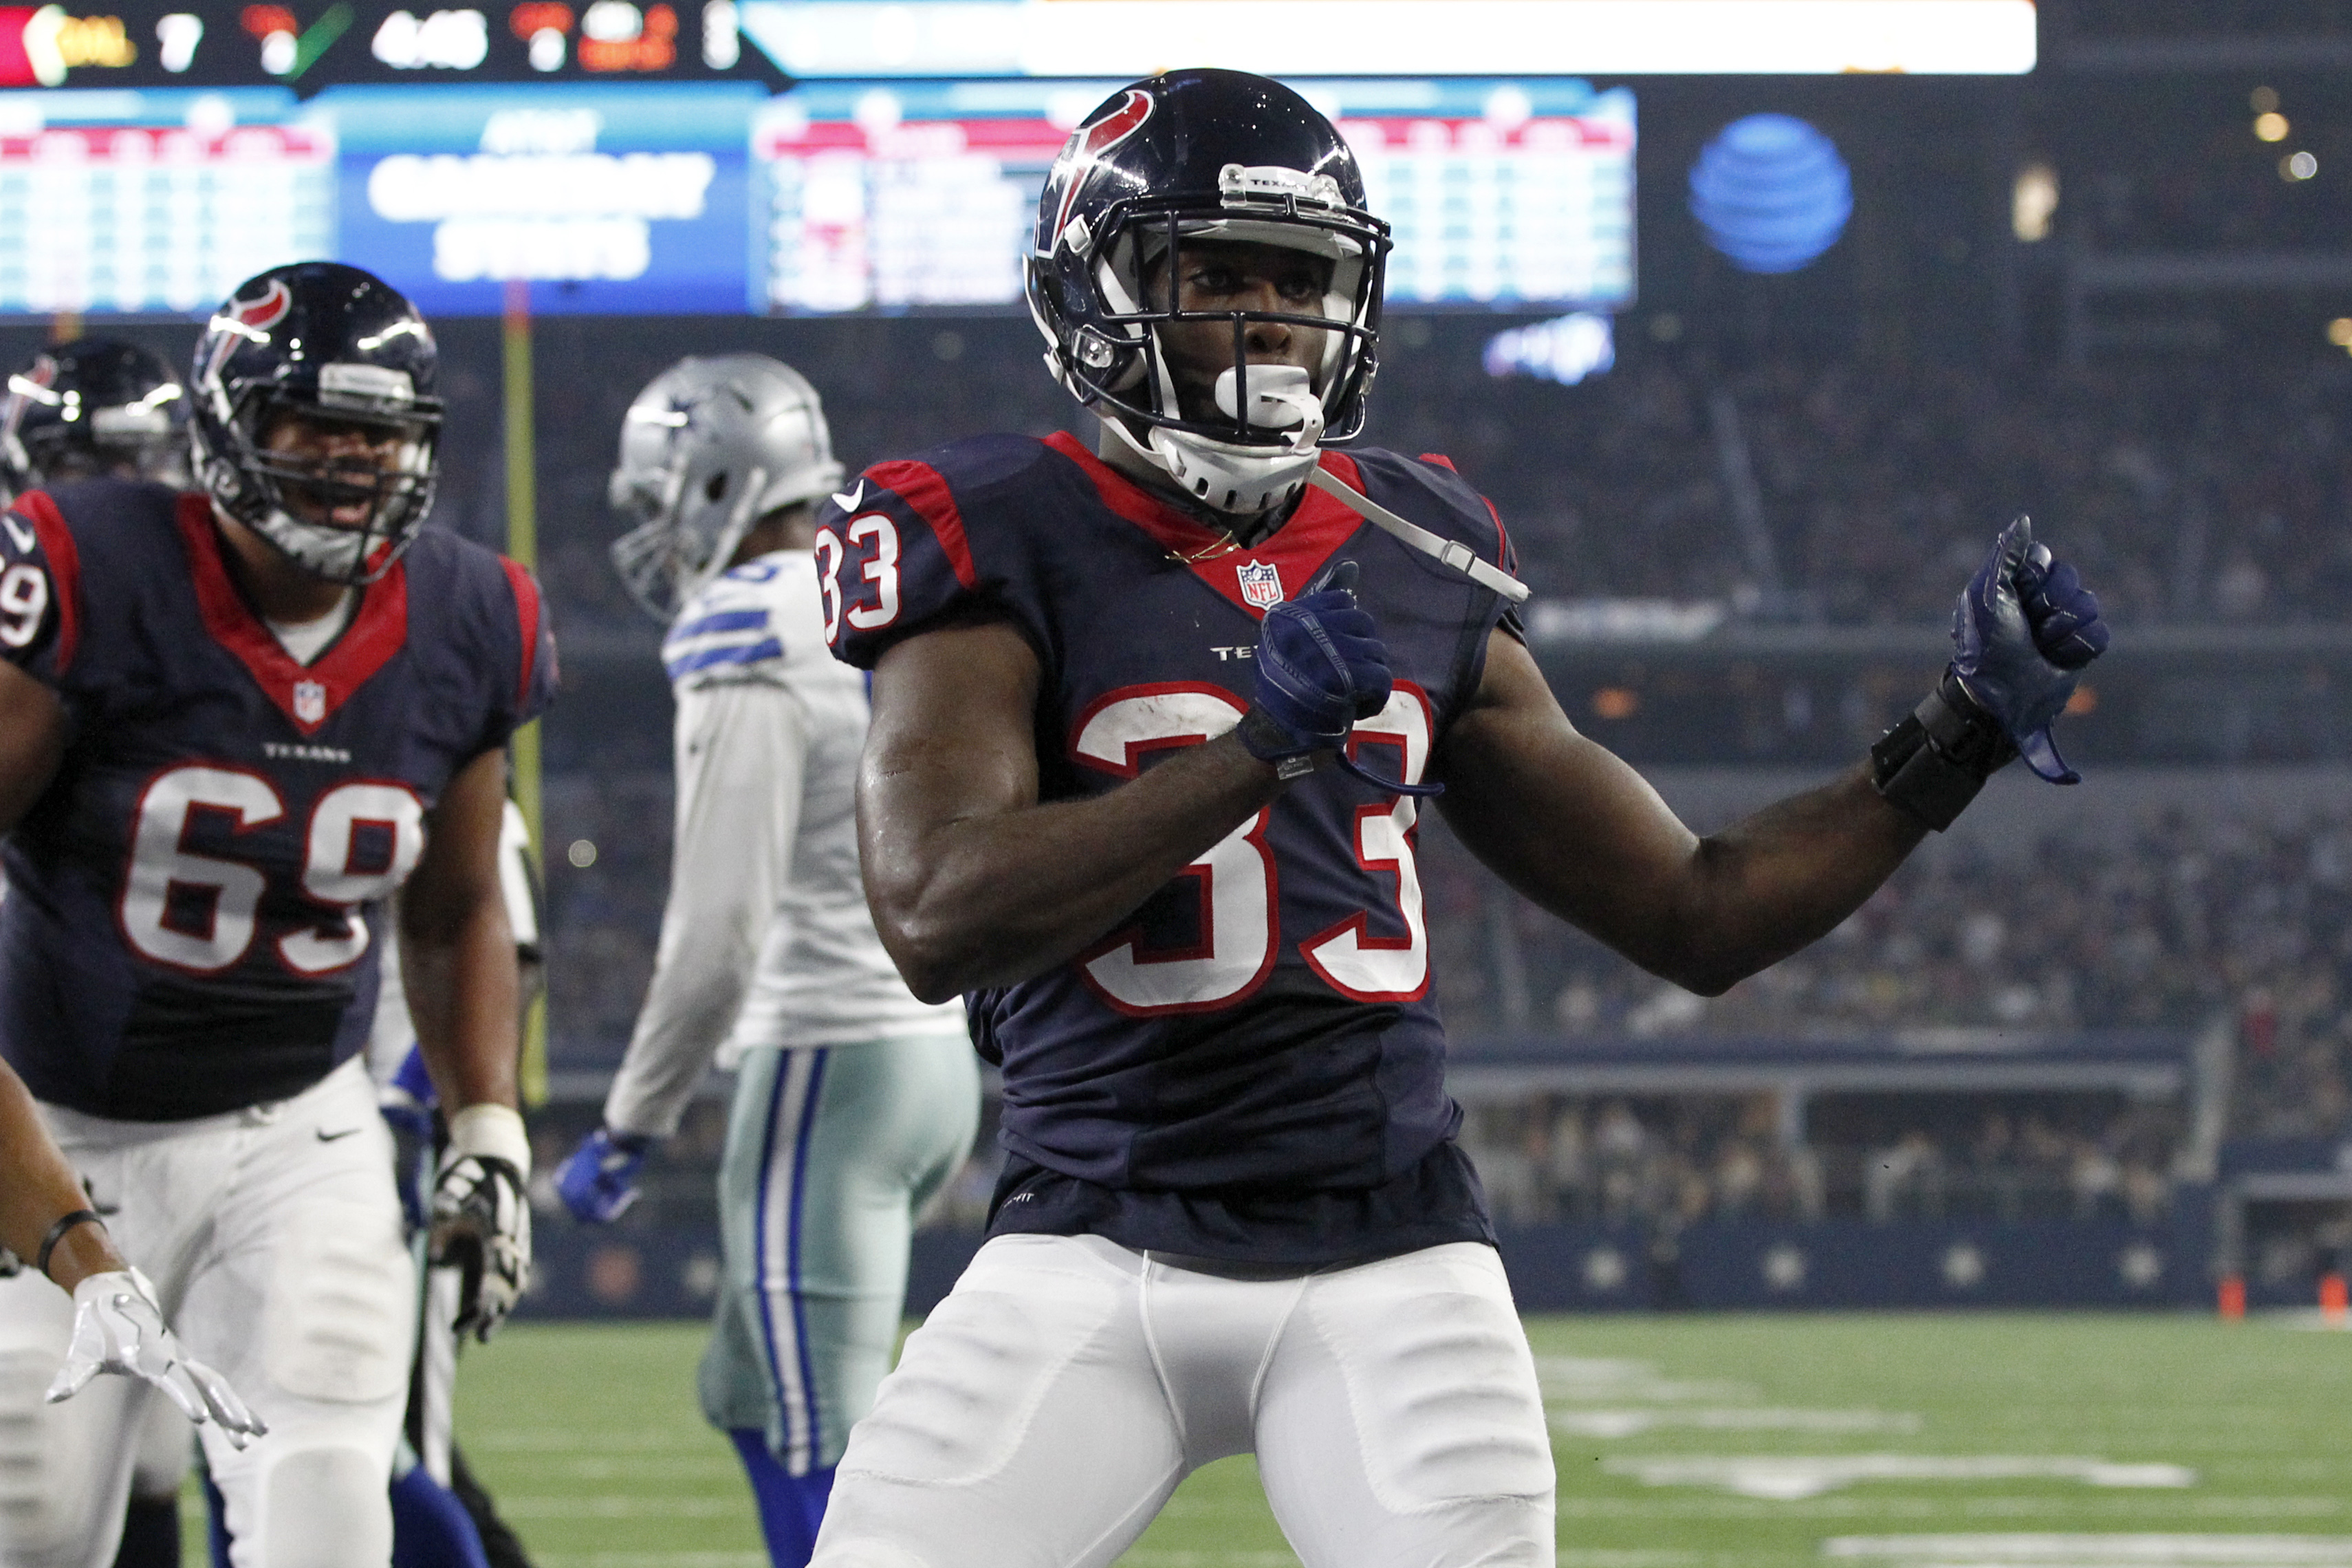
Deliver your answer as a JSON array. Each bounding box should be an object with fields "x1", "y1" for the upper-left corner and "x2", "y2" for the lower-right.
[{"x1": 1437, "y1": 518, "x2": 2107, "y2": 997}]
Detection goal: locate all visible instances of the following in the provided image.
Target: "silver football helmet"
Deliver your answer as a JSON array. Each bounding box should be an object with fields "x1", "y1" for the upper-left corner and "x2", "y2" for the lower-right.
[{"x1": 608, "y1": 354, "x2": 844, "y2": 622}]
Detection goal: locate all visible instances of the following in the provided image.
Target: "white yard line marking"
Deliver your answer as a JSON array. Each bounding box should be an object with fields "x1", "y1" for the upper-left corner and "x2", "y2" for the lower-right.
[
  {"x1": 1823, "y1": 1536, "x2": 2352, "y2": 1567},
  {"x1": 1607, "y1": 1456, "x2": 2197, "y2": 1501},
  {"x1": 1555, "y1": 1406, "x2": 1924, "y2": 1437}
]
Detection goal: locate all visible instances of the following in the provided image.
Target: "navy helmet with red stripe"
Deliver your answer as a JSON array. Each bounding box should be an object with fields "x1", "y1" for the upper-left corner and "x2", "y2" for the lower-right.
[
  {"x1": 190, "y1": 261, "x2": 443, "y2": 586},
  {"x1": 1025, "y1": 69, "x2": 1390, "y2": 516},
  {"x1": 0, "y1": 338, "x2": 187, "y2": 502}
]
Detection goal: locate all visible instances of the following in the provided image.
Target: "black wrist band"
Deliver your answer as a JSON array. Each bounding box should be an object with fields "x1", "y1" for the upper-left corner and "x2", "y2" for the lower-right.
[
  {"x1": 1869, "y1": 668, "x2": 2019, "y2": 831},
  {"x1": 1236, "y1": 707, "x2": 1317, "y2": 780},
  {"x1": 36, "y1": 1209, "x2": 102, "y2": 1280}
]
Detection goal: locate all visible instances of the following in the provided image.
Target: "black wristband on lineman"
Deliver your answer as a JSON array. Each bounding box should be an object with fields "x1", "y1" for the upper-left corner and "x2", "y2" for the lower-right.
[
  {"x1": 36, "y1": 1208, "x2": 102, "y2": 1280},
  {"x1": 1869, "y1": 668, "x2": 2020, "y2": 831}
]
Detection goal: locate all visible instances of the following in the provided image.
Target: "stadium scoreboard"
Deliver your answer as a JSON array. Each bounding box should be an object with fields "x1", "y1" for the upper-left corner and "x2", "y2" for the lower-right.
[
  {"x1": 0, "y1": 1, "x2": 2032, "y2": 318},
  {"x1": 0, "y1": 74, "x2": 1633, "y2": 318}
]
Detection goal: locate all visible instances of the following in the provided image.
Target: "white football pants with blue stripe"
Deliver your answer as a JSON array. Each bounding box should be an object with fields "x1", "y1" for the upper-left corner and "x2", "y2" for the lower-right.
[{"x1": 701, "y1": 1035, "x2": 980, "y2": 1474}]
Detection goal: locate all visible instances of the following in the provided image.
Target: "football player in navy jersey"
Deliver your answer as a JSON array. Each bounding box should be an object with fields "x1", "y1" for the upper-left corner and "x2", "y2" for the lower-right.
[
  {"x1": 803, "y1": 69, "x2": 2111, "y2": 1568},
  {"x1": 0, "y1": 336, "x2": 208, "y2": 1568},
  {"x1": 0, "y1": 262, "x2": 554, "y2": 1568}
]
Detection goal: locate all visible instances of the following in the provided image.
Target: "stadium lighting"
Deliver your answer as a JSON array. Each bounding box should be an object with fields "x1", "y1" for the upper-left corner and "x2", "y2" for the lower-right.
[
  {"x1": 2254, "y1": 111, "x2": 2289, "y2": 142},
  {"x1": 2012, "y1": 162, "x2": 2058, "y2": 243},
  {"x1": 2327, "y1": 317, "x2": 2352, "y2": 350},
  {"x1": 2284, "y1": 151, "x2": 2318, "y2": 182}
]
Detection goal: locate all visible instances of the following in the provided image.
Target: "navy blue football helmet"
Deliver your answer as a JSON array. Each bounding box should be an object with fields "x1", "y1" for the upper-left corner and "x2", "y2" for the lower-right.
[
  {"x1": 0, "y1": 338, "x2": 187, "y2": 501},
  {"x1": 190, "y1": 262, "x2": 443, "y2": 585},
  {"x1": 1026, "y1": 69, "x2": 1390, "y2": 514}
]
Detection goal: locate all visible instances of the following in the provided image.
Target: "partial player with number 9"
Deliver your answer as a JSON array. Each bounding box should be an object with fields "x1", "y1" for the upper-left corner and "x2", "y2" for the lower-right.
[{"x1": 0, "y1": 263, "x2": 555, "y2": 1568}]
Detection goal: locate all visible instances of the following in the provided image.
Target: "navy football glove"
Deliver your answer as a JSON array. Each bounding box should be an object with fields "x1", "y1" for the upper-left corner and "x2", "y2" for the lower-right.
[
  {"x1": 1950, "y1": 514, "x2": 2109, "y2": 784},
  {"x1": 555, "y1": 1126, "x2": 652, "y2": 1224},
  {"x1": 1235, "y1": 561, "x2": 1437, "y2": 796}
]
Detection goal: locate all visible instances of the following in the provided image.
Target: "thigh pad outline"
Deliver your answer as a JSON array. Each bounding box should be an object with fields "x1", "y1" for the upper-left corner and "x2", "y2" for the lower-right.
[
  {"x1": 1298, "y1": 1245, "x2": 1554, "y2": 1514},
  {"x1": 263, "y1": 1199, "x2": 414, "y2": 1406},
  {"x1": 838, "y1": 1239, "x2": 1131, "y2": 1489}
]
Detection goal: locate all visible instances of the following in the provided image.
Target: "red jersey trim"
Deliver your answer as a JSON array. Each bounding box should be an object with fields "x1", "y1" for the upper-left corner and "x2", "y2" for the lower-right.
[
  {"x1": 1417, "y1": 452, "x2": 1511, "y2": 567},
  {"x1": 867, "y1": 459, "x2": 979, "y2": 591},
  {"x1": 12, "y1": 491, "x2": 81, "y2": 673},
  {"x1": 175, "y1": 494, "x2": 411, "y2": 737},
  {"x1": 1041, "y1": 432, "x2": 1368, "y2": 620},
  {"x1": 500, "y1": 556, "x2": 543, "y2": 711}
]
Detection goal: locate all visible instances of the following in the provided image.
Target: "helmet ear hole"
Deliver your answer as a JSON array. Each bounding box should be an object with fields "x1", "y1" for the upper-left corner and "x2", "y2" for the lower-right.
[{"x1": 705, "y1": 471, "x2": 728, "y2": 503}]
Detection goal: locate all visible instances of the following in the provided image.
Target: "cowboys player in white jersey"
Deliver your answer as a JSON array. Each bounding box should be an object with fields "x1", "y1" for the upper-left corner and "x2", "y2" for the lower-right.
[{"x1": 555, "y1": 354, "x2": 978, "y2": 1568}]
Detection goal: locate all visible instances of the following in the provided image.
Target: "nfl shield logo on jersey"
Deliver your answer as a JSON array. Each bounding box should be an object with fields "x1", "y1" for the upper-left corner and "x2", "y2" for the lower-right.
[
  {"x1": 294, "y1": 680, "x2": 326, "y2": 725},
  {"x1": 1238, "y1": 560, "x2": 1284, "y2": 609}
]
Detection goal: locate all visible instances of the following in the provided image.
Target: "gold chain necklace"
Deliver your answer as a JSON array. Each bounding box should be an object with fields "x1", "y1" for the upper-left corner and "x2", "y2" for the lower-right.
[{"x1": 1166, "y1": 531, "x2": 1244, "y2": 565}]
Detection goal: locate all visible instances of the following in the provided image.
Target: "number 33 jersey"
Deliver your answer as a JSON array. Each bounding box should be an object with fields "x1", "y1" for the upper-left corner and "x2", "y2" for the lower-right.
[
  {"x1": 822, "y1": 433, "x2": 1518, "y2": 1265},
  {"x1": 0, "y1": 480, "x2": 556, "y2": 1121}
]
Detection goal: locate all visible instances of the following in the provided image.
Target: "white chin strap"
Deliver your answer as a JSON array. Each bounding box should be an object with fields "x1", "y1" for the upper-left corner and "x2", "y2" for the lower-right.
[{"x1": 1126, "y1": 364, "x2": 1329, "y2": 516}]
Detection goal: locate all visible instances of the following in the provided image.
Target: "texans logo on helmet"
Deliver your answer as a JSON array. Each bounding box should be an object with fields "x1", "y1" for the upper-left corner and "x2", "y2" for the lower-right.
[
  {"x1": 230, "y1": 278, "x2": 295, "y2": 331},
  {"x1": 1051, "y1": 89, "x2": 1154, "y2": 249},
  {"x1": 202, "y1": 278, "x2": 296, "y2": 389}
]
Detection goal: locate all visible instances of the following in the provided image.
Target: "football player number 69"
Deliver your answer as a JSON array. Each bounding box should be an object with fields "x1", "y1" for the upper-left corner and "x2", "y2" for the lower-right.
[
  {"x1": 1071, "y1": 686, "x2": 1432, "y2": 1014},
  {"x1": 120, "y1": 765, "x2": 427, "y2": 974}
]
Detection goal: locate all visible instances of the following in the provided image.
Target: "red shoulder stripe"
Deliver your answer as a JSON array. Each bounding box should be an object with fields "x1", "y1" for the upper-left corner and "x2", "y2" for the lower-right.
[
  {"x1": 501, "y1": 556, "x2": 543, "y2": 710},
  {"x1": 867, "y1": 460, "x2": 979, "y2": 591},
  {"x1": 13, "y1": 491, "x2": 80, "y2": 673},
  {"x1": 1416, "y1": 452, "x2": 1512, "y2": 569},
  {"x1": 1485, "y1": 497, "x2": 1511, "y2": 569}
]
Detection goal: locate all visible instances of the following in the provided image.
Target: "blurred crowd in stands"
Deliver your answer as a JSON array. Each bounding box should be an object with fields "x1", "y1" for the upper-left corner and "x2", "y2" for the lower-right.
[
  {"x1": 1422, "y1": 805, "x2": 2352, "y2": 1142},
  {"x1": 489, "y1": 319, "x2": 2352, "y2": 632},
  {"x1": 1452, "y1": 1090, "x2": 2184, "y2": 1230},
  {"x1": 1385, "y1": 349, "x2": 2352, "y2": 626}
]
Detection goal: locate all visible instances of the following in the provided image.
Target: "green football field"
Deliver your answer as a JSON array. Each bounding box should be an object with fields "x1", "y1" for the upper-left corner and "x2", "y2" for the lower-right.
[{"x1": 237, "y1": 1312, "x2": 2352, "y2": 1567}]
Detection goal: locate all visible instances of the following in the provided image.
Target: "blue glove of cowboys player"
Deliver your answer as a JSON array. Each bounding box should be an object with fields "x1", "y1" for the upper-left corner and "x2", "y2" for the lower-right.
[
  {"x1": 1950, "y1": 514, "x2": 2110, "y2": 784},
  {"x1": 555, "y1": 1126, "x2": 653, "y2": 1223},
  {"x1": 1234, "y1": 560, "x2": 1436, "y2": 796}
]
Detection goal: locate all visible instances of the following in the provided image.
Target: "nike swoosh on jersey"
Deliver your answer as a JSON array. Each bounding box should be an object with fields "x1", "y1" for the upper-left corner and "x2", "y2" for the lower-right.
[
  {"x1": 316, "y1": 1126, "x2": 363, "y2": 1142},
  {"x1": 830, "y1": 481, "x2": 864, "y2": 512},
  {"x1": 1, "y1": 512, "x2": 34, "y2": 556}
]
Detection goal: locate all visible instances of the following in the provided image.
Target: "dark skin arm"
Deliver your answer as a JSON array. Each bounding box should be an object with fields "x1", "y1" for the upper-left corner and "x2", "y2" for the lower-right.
[
  {"x1": 400, "y1": 746, "x2": 523, "y2": 1113},
  {"x1": 1435, "y1": 629, "x2": 1927, "y2": 997},
  {"x1": 0, "y1": 1058, "x2": 127, "y2": 1292},
  {"x1": 864, "y1": 614, "x2": 1929, "y2": 1006},
  {"x1": 0, "y1": 661, "x2": 119, "y2": 1289},
  {"x1": 859, "y1": 616, "x2": 1288, "y2": 1003}
]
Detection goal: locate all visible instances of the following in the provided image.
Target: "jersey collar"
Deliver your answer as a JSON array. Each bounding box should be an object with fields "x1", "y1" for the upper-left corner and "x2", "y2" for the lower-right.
[
  {"x1": 176, "y1": 494, "x2": 410, "y2": 737},
  {"x1": 1043, "y1": 432, "x2": 1369, "y2": 620}
]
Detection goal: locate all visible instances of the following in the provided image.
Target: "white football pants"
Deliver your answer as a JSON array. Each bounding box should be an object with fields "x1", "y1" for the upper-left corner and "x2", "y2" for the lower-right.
[
  {"x1": 0, "y1": 1057, "x2": 412, "y2": 1568},
  {"x1": 810, "y1": 1233, "x2": 1556, "y2": 1568}
]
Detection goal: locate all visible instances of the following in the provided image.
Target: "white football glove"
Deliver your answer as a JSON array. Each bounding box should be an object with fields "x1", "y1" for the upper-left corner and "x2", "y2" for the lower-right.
[
  {"x1": 45, "y1": 1268, "x2": 265, "y2": 1448},
  {"x1": 429, "y1": 1104, "x2": 533, "y2": 1342}
]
